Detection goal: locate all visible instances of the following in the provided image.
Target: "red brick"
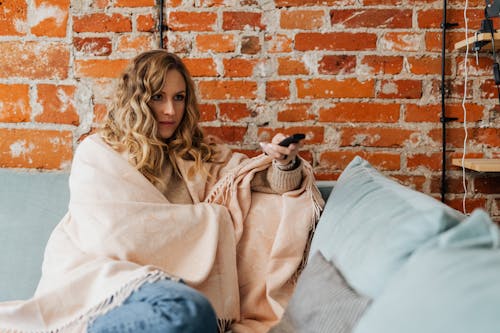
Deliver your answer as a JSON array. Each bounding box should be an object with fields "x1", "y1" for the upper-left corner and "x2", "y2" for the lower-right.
[
  {"x1": 223, "y1": 11, "x2": 264, "y2": 30},
  {"x1": 266, "y1": 80, "x2": 290, "y2": 100},
  {"x1": 0, "y1": 0, "x2": 27, "y2": 36},
  {"x1": 92, "y1": 0, "x2": 110, "y2": 8},
  {"x1": 0, "y1": 84, "x2": 30, "y2": 122},
  {"x1": 199, "y1": 103, "x2": 217, "y2": 122},
  {"x1": 405, "y1": 104, "x2": 441, "y2": 122},
  {"x1": 198, "y1": 80, "x2": 257, "y2": 100},
  {"x1": 0, "y1": 129, "x2": 72, "y2": 169},
  {"x1": 297, "y1": 78, "x2": 375, "y2": 98},
  {"x1": 381, "y1": 32, "x2": 422, "y2": 52},
  {"x1": 117, "y1": 35, "x2": 153, "y2": 53},
  {"x1": 93, "y1": 104, "x2": 107, "y2": 123},
  {"x1": 480, "y1": 79, "x2": 500, "y2": 99},
  {"x1": 429, "y1": 128, "x2": 500, "y2": 148},
  {"x1": 115, "y1": 0, "x2": 154, "y2": 6},
  {"x1": 361, "y1": 55, "x2": 403, "y2": 75},
  {"x1": 199, "y1": 0, "x2": 228, "y2": 6},
  {"x1": 378, "y1": 79, "x2": 422, "y2": 99},
  {"x1": 35, "y1": 84, "x2": 79, "y2": 125},
  {"x1": 295, "y1": 32, "x2": 377, "y2": 51},
  {"x1": 364, "y1": 0, "x2": 402, "y2": 4},
  {"x1": 183, "y1": 58, "x2": 217, "y2": 77},
  {"x1": 407, "y1": 153, "x2": 442, "y2": 171},
  {"x1": 314, "y1": 172, "x2": 342, "y2": 182},
  {"x1": 201, "y1": 126, "x2": 247, "y2": 143},
  {"x1": 242, "y1": 35, "x2": 261, "y2": 54},
  {"x1": 73, "y1": 13, "x2": 132, "y2": 33},
  {"x1": 446, "y1": 198, "x2": 487, "y2": 215},
  {"x1": 73, "y1": 37, "x2": 112, "y2": 56},
  {"x1": 408, "y1": 56, "x2": 450, "y2": 75},
  {"x1": 280, "y1": 10, "x2": 324, "y2": 30},
  {"x1": 265, "y1": 34, "x2": 292, "y2": 53},
  {"x1": 474, "y1": 175, "x2": 500, "y2": 195},
  {"x1": 318, "y1": 55, "x2": 356, "y2": 75},
  {"x1": 223, "y1": 58, "x2": 257, "y2": 77},
  {"x1": 426, "y1": 31, "x2": 464, "y2": 52},
  {"x1": 219, "y1": 103, "x2": 252, "y2": 121},
  {"x1": 430, "y1": 175, "x2": 470, "y2": 195},
  {"x1": 319, "y1": 103, "x2": 400, "y2": 123},
  {"x1": 456, "y1": 56, "x2": 495, "y2": 77},
  {"x1": 391, "y1": 174, "x2": 426, "y2": 192},
  {"x1": 166, "y1": 0, "x2": 183, "y2": 6},
  {"x1": 240, "y1": 0, "x2": 258, "y2": 5},
  {"x1": 406, "y1": 103, "x2": 484, "y2": 123},
  {"x1": 331, "y1": 9, "x2": 412, "y2": 28},
  {"x1": 418, "y1": 9, "x2": 484, "y2": 30},
  {"x1": 319, "y1": 151, "x2": 400, "y2": 171},
  {"x1": 168, "y1": 12, "x2": 217, "y2": 31},
  {"x1": 277, "y1": 104, "x2": 315, "y2": 122},
  {"x1": 196, "y1": 34, "x2": 235, "y2": 52},
  {"x1": 340, "y1": 127, "x2": 416, "y2": 148},
  {"x1": 165, "y1": 33, "x2": 192, "y2": 53},
  {"x1": 75, "y1": 59, "x2": 129, "y2": 78},
  {"x1": 257, "y1": 126, "x2": 324, "y2": 144},
  {"x1": 277, "y1": 57, "x2": 308, "y2": 75},
  {"x1": 275, "y1": 0, "x2": 354, "y2": 5},
  {"x1": 137, "y1": 14, "x2": 155, "y2": 32},
  {"x1": 430, "y1": 79, "x2": 473, "y2": 100},
  {"x1": 0, "y1": 41, "x2": 69, "y2": 79},
  {"x1": 31, "y1": 0, "x2": 69, "y2": 37}
]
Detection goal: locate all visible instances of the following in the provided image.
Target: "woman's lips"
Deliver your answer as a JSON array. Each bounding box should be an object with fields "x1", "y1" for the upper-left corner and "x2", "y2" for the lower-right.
[{"x1": 159, "y1": 121, "x2": 175, "y2": 126}]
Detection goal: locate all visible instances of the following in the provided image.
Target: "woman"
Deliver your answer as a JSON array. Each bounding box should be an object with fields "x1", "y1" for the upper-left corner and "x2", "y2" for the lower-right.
[{"x1": 0, "y1": 50, "x2": 323, "y2": 333}]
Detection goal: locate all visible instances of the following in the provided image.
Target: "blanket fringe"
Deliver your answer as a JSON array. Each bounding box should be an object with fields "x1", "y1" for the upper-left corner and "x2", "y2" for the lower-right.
[
  {"x1": 291, "y1": 161, "x2": 325, "y2": 283},
  {"x1": 0, "y1": 270, "x2": 175, "y2": 333},
  {"x1": 217, "y1": 318, "x2": 234, "y2": 333}
]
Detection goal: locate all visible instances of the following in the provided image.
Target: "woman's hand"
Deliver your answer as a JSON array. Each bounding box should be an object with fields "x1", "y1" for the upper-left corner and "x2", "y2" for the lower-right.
[{"x1": 259, "y1": 133, "x2": 303, "y2": 166}]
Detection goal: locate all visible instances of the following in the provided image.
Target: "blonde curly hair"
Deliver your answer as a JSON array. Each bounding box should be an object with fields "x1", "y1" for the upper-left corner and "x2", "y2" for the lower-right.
[{"x1": 100, "y1": 50, "x2": 217, "y2": 188}]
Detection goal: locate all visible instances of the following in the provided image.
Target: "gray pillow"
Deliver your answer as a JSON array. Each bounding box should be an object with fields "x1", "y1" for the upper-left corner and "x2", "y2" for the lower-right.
[{"x1": 270, "y1": 251, "x2": 371, "y2": 333}]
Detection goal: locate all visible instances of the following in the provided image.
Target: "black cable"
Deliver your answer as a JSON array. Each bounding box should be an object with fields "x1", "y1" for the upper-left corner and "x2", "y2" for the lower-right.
[
  {"x1": 440, "y1": 0, "x2": 449, "y2": 203},
  {"x1": 158, "y1": 0, "x2": 164, "y2": 49}
]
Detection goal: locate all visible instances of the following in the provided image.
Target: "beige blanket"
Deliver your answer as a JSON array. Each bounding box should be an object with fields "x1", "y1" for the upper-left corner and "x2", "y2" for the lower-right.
[{"x1": 0, "y1": 134, "x2": 323, "y2": 333}]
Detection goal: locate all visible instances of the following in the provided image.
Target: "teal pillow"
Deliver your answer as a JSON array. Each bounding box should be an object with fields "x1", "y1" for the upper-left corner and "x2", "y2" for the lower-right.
[
  {"x1": 353, "y1": 209, "x2": 500, "y2": 333},
  {"x1": 309, "y1": 156, "x2": 465, "y2": 298}
]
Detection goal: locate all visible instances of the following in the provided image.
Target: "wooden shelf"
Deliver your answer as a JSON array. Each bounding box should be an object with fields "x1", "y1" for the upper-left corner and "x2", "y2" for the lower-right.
[
  {"x1": 454, "y1": 32, "x2": 500, "y2": 51},
  {"x1": 452, "y1": 158, "x2": 500, "y2": 172}
]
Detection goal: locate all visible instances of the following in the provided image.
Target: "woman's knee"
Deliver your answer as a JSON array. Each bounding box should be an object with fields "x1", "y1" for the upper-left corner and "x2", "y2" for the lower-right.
[
  {"x1": 88, "y1": 279, "x2": 218, "y2": 333},
  {"x1": 139, "y1": 279, "x2": 218, "y2": 332}
]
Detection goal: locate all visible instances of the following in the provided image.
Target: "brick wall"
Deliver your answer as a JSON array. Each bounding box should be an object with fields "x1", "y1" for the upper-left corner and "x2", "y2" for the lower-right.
[{"x1": 0, "y1": 0, "x2": 498, "y2": 220}]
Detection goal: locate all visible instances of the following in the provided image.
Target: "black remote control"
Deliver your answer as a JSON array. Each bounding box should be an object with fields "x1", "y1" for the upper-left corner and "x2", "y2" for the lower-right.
[{"x1": 278, "y1": 133, "x2": 305, "y2": 147}]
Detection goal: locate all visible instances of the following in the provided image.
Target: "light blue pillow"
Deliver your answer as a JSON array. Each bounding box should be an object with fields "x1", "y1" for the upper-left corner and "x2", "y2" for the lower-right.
[
  {"x1": 0, "y1": 170, "x2": 69, "y2": 301},
  {"x1": 309, "y1": 156, "x2": 465, "y2": 298},
  {"x1": 353, "y1": 209, "x2": 500, "y2": 333}
]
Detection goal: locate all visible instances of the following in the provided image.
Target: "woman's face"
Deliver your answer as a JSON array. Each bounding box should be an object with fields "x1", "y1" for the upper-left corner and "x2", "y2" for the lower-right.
[{"x1": 149, "y1": 69, "x2": 186, "y2": 140}]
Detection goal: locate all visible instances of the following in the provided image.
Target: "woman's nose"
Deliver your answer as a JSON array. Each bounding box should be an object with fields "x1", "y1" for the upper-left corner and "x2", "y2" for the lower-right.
[{"x1": 162, "y1": 100, "x2": 174, "y2": 115}]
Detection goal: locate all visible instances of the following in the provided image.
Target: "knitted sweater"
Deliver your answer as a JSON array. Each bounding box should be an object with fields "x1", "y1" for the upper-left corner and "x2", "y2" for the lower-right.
[{"x1": 162, "y1": 158, "x2": 302, "y2": 204}]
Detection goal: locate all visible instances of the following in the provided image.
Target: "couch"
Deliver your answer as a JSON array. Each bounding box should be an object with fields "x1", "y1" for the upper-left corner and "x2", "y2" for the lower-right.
[
  {"x1": 0, "y1": 167, "x2": 335, "y2": 303},
  {"x1": 1, "y1": 156, "x2": 499, "y2": 333}
]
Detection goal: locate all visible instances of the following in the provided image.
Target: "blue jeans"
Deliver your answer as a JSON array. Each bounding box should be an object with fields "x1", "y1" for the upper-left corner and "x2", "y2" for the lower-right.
[{"x1": 87, "y1": 279, "x2": 218, "y2": 333}]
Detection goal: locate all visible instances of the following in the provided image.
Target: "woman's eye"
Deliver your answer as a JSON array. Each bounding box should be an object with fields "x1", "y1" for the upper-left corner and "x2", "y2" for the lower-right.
[
  {"x1": 174, "y1": 94, "x2": 185, "y2": 101},
  {"x1": 151, "y1": 94, "x2": 162, "y2": 101}
]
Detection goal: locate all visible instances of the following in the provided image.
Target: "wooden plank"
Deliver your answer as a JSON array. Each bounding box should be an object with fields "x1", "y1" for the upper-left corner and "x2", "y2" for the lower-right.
[
  {"x1": 454, "y1": 32, "x2": 500, "y2": 51},
  {"x1": 452, "y1": 158, "x2": 500, "y2": 172}
]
